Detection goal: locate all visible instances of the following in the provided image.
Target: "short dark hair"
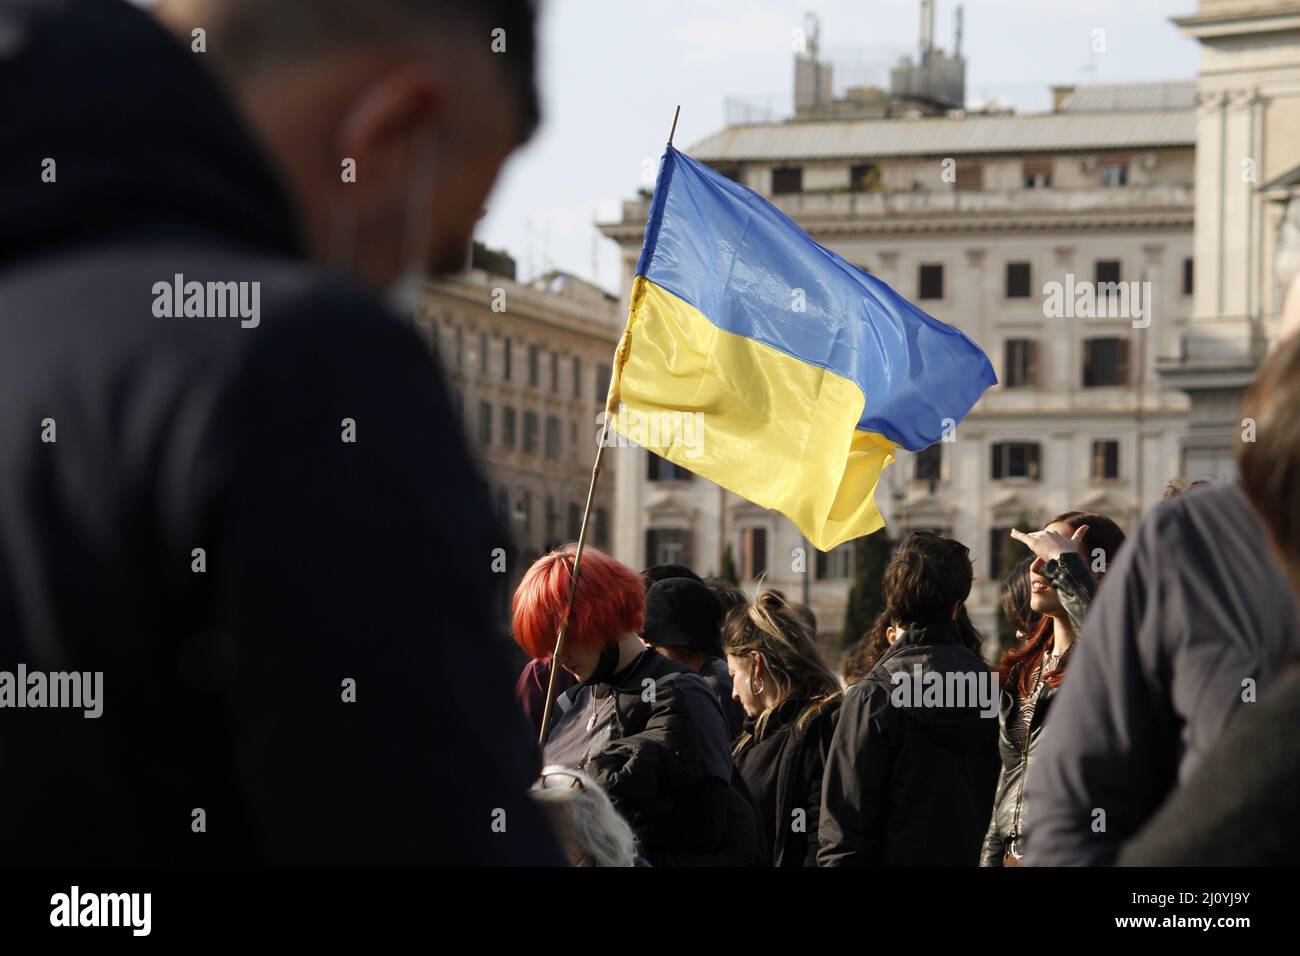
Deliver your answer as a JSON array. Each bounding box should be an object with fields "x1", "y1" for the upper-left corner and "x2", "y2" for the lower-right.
[
  {"x1": 702, "y1": 577, "x2": 747, "y2": 617},
  {"x1": 882, "y1": 532, "x2": 973, "y2": 630},
  {"x1": 207, "y1": 0, "x2": 540, "y2": 137},
  {"x1": 1240, "y1": 333, "x2": 1300, "y2": 587}
]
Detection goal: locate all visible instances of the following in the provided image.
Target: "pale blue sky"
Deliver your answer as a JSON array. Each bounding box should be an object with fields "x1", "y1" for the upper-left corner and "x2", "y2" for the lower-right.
[{"x1": 477, "y1": 0, "x2": 1202, "y2": 293}]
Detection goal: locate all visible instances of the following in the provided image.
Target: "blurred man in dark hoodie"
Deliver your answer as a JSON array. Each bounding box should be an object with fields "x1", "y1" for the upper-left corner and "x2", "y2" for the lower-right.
[{"x1": 0, "y1": 0, "x2": 560, "y2": 864}]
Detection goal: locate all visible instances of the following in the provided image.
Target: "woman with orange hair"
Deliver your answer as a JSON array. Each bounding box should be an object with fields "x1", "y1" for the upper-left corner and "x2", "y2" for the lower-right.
[{"x1": 513, "y1": 545, "x2": 742, "y2": 865}]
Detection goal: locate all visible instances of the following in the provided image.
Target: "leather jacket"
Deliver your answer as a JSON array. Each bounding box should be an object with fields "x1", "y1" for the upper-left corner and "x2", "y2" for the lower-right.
[{"x1": 981, "y1": 551, "x2": 1096, "y2": 866}]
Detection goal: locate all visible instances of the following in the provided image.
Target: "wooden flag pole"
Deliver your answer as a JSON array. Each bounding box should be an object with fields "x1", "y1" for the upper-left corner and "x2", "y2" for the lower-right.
[
  {"x1": 536, "y1": 106, "x2": 681, "y2": 748},
  {"x1": 536, "y1": 409, "x2": 613, "y2": 747},
  {"x1": 536, "y1": 105, "x2": 682, "y2": 748}
]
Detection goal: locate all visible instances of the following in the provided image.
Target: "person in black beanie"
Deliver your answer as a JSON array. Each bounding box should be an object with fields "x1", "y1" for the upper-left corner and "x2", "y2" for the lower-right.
[{"x1": 644, "y1": 576, "x2": 748, "y2": 740}]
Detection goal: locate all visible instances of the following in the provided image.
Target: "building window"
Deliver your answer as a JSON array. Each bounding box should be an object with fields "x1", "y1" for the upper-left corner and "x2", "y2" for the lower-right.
[
  {"x1": 771, "y1": 167, "x2": 802, "y2": 194},
  {"x1": 989, "y1": 526, "x2": 1015, "y2": 578},
  {"x1": 1095, "y1": 259, "x2": 1121, "y2": 289},
  {"x1": 570, "y1": 422, "x2": 578, "y2": 456},
  {"x1": 645, "y1": 528, "x2": 690, "y2": 568},
  {"x1": 567, "y1": 503, "x2": 582, "y2": 540},
  {"x1": 1098, "y1": 161, "x2": 1129, "y2": 187},
  {"x1": 523, "y1": 411, "x2": 539, "y2": 455},
  {"x1": 502, "y1": 406, "x2": 517, "y2": 449},
  {"x1": 545, "y1": 416, "x2": 561, "y2": 459},
  {"x1": 518, "y1": 490, "x2": 531, "y2": 534},
  {"x1": 1082, "y1": 337, "x2": 1131, "y2": 387},
  {"x1": 1183, "y1": 257, "x2": 1194, "y2": 296},
  {"x1": 1091, "y1": 439, "x2": 1120, "y2": 480},
  {"x1": 740, "y1": 527, "x2": 768, "y2": 581},
  {"x1": 572, "y1": 356, "x2": 582, "y2": 399},
  {"x1": 1023, "y1": 160, "x2": 1053, "y2": 188},
  {"x1": 955, "y1": 163, "x2": 983, "y2": 192},
  {"x1": 479, "y1": 331, "x2": 488, "y2": 375},
  {"x1": 551, "y1": 352, "x2": 560, "y2": 393},
  {"x1": 919, "y1": 264, "x2": 944, "y2": 300},
  {"x1": 991, "y1": 442, "x2": 1041, "y2": 480},
  {"x1": 545, "y1": 496, "x2": 559, "y2": 549},
  {"x1": 1003, "y1": 338, "x2": 1038, "y2": 388},
  {"x1": 595, "y1": 362, "x2": 611, "y2": 405},
  {"x1": 914, "y1": 444, "x2": 941, "y2": 483},
  {"x1": 1005, "y1": 262, "x2": 1031, "y2": 299},
  {"x1": 497, "y1": 488, "x2": 508, "y2": 528},
  {"x1": 478, "y1": 400, "x2": 492, "y2": 446},
  {"x1": 503, "y1": 337, "x2": 512, "y2": 381},
  {"x1": 647, "y1": 454, "x2": 693, "y2": 481},
  {"x1": 595, "y1": 508, "x2": 609, "y2": 547},
  {"x1": 528, "y1": 344, "x2": 540, "y2": 387},
  {"x1": 815, "y1": 542, "x2": 853, "y2": 580},
  {"x1": 849, "y1": 162, "x2": 881, "y2": 193}
]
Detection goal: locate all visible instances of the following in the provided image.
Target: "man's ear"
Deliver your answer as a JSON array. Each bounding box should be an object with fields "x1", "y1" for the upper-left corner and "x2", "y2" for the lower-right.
[
  {"x1": 336, "y1": 67, "x2": 443, "y2": 177},
  {"x1": 885, "y1": 626, "x2": 898, "y2": 645}
]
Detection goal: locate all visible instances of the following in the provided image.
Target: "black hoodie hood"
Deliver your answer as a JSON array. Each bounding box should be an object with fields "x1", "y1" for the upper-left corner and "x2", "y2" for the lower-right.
[{"x1": 0, "y1": 0, "x2": 301, "y2": 265}]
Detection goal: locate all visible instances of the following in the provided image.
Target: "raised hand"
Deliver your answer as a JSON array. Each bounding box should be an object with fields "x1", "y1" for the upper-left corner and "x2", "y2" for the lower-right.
[{"x1": 1009, "y1": 524, "x2": 1088, "y2": 564}]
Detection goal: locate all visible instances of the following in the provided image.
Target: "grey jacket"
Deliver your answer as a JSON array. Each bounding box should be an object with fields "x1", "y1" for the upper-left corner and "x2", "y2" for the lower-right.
[{"x1": 1022, "y1": 482, "x2": 1300, "y2": 866}]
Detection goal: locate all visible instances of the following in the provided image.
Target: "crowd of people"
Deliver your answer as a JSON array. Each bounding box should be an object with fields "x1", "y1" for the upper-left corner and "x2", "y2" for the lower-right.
[
  {"x1": 513, "y1": 331, "x2": 1300, "y2": 866},
  {"x1": 3, "y1": 0, "x2": 1297, "y2": 870}
]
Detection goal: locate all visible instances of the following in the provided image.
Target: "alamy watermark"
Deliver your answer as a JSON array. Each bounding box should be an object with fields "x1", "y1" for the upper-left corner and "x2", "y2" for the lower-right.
[
  {"x1": 152, "y1": 273, "x2": 260, "y2": 328},
  {"x1": 597, "y1": 403, "x2": 705, "y2": 459},
  {"x1": 0, "y1": 664, "x2": 103, "y2": 718},
  {"x1": 50, "y1": 886, "x2": 150, "y2": 936},
  {"x1": 1043, "y1": 273, "x2": 1151, "y2": 329},
  {"x1": 890, "y1": 664, "x2": 999, "y2": 718}
]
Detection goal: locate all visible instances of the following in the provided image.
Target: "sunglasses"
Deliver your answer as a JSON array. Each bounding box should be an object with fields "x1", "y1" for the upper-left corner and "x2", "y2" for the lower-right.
[{"x1": 539, "y1": 770, "x2": 586, "y2": 791}]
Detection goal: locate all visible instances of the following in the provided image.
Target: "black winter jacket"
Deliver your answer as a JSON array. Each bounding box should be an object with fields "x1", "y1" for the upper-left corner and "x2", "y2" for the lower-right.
[
  {"x1": 818, "y1": 621, "x2": 1000, "y2": 866},
  {"x1": 546, "y1": 650, "x2": 739, "y2": 864},
  {"x1": 735, "y1": 696, "x2": 841, "y2": 867},
  {"x1": 981, "y1": 551, "x2": 1094, "y2": 866}
]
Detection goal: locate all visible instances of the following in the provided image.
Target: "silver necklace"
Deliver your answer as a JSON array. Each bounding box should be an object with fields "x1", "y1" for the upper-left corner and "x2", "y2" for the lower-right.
[{"x1": 587, "y1": 690, "x2": 614, "y2": 732}]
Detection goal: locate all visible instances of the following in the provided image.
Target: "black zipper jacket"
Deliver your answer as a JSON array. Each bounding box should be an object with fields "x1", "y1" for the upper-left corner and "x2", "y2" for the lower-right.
[{"x1": 818, "y1": 620, "x2": 1000, "y2": 866}]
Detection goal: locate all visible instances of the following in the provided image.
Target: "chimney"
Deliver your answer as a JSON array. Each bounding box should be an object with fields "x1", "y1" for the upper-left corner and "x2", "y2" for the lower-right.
[
  {"x1": 1051, "y1": 85, "x2": 1076, "y2": 112},
  {"x1": 919, "y1": 0, "x2": 935, "y2": 57}
]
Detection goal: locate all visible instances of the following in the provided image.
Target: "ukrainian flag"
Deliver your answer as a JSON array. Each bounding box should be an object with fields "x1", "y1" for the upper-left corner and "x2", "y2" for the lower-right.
[{"x1": 608, "y1": 146, "x2": 995, "y2": 551}]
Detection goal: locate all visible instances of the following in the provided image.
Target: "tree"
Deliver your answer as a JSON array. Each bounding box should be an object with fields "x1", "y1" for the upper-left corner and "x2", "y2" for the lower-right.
[
  {"x1": 471, "y1": 240, "x2": 517, "y2": 280},
  {"x1": 718, "y1": 543, "x2": 738, "y2": 585},
  {"x1": 842, "y1": 530, "x2": 894, "y2": 648}
]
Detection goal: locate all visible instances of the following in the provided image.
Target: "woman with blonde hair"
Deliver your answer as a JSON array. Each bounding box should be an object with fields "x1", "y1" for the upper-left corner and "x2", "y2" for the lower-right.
[{"x1": 723, "y1": 590, "x2": 842, "y2": 867}]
